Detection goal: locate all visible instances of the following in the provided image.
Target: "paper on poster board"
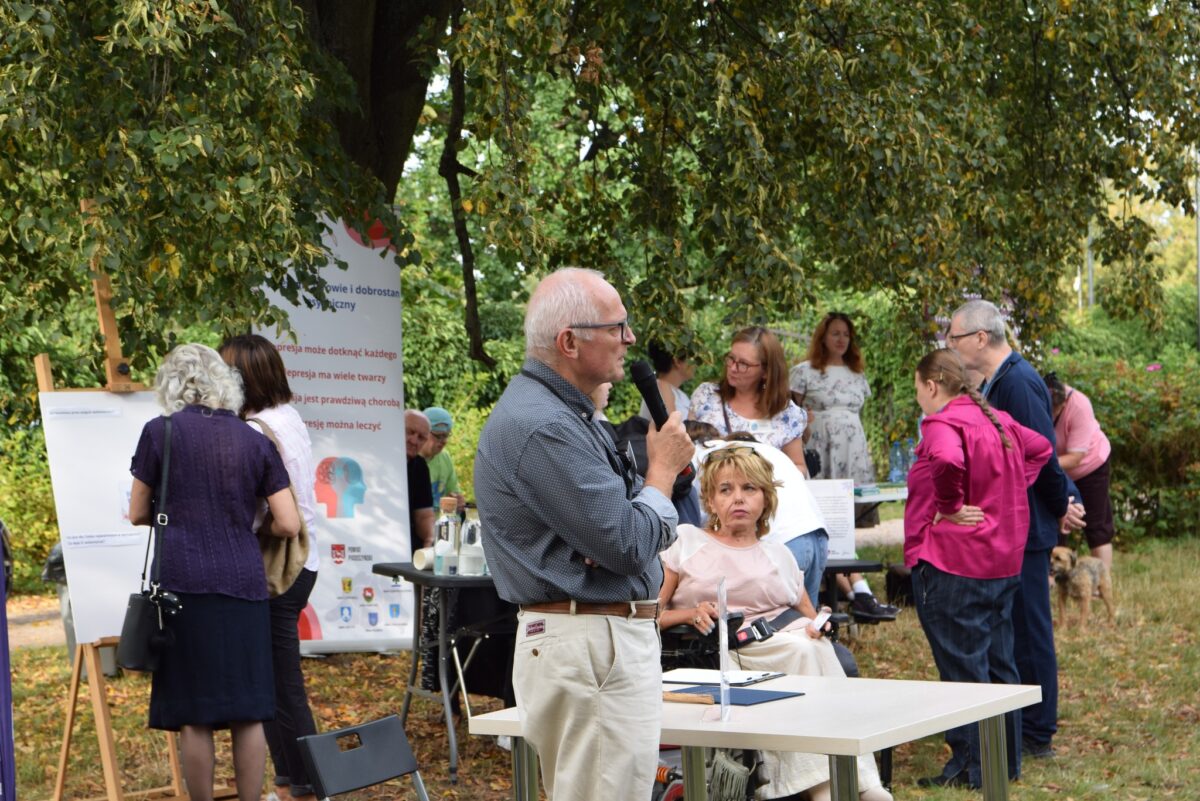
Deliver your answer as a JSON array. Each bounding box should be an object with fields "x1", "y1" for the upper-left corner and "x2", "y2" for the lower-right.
[{"x1": 805, "y1": 479, "x2": 856, "y2": 558}]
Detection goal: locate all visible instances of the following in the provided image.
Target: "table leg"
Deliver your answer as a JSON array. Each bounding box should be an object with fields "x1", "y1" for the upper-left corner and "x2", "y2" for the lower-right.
[
  {"x1": 681, "y1": 746, "x2": 706, "y2": 801},
  {"x1": 978, "y1": 713, "x2": 1009, "y2": 801},
  {"x1": 511, "y1": 737, "x2": 539, "y2": 801},
  {"x1": 437, "y1": 589, "x2": 459, "y2": 784},
  {"x1": 829, "y1": 755, "x2": 859, "y2": 801},
  {"x1": 400, "y1": 586, "x2": 422, "y2": 727}
]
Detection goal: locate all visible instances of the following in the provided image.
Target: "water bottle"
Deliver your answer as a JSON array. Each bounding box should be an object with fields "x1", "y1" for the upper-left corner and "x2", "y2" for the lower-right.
[
  {"x1": 433, "y1": 497, "x2": 460, "y2": 575},
  {"x1": 903, "y1": 437, "x2": 917, "y2": 477},
  {"x1": 458, "y1": 520, "x2": 486, "y2": 576},
  {"x1": 888, "y1": 440, "x2": 905, "y2": 483}
]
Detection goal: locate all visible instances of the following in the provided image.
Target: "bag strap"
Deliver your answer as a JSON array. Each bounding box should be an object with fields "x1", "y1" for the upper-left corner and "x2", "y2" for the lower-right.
[
  {"x1": 248, "y1": 416, "x2": 310, "y2": 540},
  {"x1": 721, "y1": 396, "x2": 732, "y2": 436},
  {"x1": 139, "y1": 415, "x2": 172, "y2": 593}
]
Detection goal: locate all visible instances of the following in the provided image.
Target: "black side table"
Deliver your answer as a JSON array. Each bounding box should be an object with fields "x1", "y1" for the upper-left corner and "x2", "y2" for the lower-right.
[{"x1": 373, "y1": 562, "x2": 495, "y2": 784}]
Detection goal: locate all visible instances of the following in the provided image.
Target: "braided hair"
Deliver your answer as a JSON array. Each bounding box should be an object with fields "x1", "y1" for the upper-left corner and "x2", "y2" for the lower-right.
[{"x1": 917, "y1": 349, "x2": 1012, "y2": 449}]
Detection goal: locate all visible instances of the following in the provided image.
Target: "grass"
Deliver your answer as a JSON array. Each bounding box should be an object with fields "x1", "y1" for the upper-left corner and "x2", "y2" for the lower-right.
[{"x1": 14, "y1": 538, "x2": 1200, "y2": 800}]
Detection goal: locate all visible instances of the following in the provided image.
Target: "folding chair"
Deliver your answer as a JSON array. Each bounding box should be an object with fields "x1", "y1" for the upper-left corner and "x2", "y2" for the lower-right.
[{"x1": 296, "y1": 715, "x2": 430, "y2": 801}]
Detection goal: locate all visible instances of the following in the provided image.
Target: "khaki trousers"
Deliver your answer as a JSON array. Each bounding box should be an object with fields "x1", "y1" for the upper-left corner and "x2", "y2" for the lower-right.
[{"x1": 513, "y1": 609, "x2": 661, "y2": 801}]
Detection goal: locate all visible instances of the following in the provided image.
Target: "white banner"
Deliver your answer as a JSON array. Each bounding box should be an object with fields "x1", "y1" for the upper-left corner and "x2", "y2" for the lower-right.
[{"x1": 261, "y1": 219, "x2": 411, "y2": 654}]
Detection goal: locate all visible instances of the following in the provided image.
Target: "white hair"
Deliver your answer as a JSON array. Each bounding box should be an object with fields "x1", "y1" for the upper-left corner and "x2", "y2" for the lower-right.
[
  {"x1": 524, "y1": 267, "x2": 607, "y2": 358},
  {"x1": 952, "y1": 299, "x2": 1007, "y2": 345},
  {"x1": 154, "y1": 343, "x2": 244, "y2": 414}
]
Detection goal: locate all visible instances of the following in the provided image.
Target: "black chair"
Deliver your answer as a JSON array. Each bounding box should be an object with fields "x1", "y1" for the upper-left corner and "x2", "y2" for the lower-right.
[{"x1": 296, "y1": 715, "x2": 430, "y2": 800}]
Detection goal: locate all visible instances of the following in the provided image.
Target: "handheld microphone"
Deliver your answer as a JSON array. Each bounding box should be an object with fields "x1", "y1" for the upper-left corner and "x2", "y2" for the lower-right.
[
  {"x1": 631, "y1": 361, "x2": 669, "y2": 429},
  {"x1": 630, "y1": 360, "x2": 694, "y2": 479}
]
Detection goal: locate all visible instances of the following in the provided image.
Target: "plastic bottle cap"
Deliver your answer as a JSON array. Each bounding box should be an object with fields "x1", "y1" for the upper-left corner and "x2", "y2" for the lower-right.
[{"x1": 440, "y1": 497, "x2": 457, "y2": 513}]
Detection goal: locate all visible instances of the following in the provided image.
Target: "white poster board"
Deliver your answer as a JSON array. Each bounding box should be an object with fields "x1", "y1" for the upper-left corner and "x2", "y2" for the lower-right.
[
  {"x1": 39, "y1": 392, "x2": 161, "y2": 644},
  {"x1": 261, "y1": 219, "x2": 411, "y2": 654},
  {"x1": 806, "y1": 479, "x2": 856, "y2": 559}
]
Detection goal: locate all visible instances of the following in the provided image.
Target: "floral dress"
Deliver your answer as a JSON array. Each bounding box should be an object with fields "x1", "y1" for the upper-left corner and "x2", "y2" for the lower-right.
[
  {"x1": 788, "y1": 362, "x2": 876, "y2": 483},
  {"x1": 689, "y1": 382, "x2": 806, "y2": 450}
]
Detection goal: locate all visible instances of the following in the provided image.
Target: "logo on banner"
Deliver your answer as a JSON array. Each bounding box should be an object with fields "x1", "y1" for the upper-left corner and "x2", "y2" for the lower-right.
[
  {"x1": 341, "y1": 577, "x2": 352, "y2": 594},
  {"x1": 316, "y1": 457, "x2": 367, "y2": 518},
  {"x1": 367, "y1": 611, "x2": 379, "y2": 626},
  {"x1": 331, "y1": 544, "x2": 346, "y2": 564},
  {"x1": 362, "y1": 587, "x2": 375, "y2": 603},
  {"x1": 389, "y1": 603, "x2": 401, "y2": 619},
  {"x1": 339, "y1": 605, "x2": 352, "y2": 623}
]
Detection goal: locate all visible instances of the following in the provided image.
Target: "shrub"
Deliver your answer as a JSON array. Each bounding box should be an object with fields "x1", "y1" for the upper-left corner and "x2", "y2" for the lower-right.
[
  {"x1": 0, "y1": 427, "x2": 59, "y2": 593},
  {"x1": 1045, "y1": 351, "x2": 1200, "y2": 545}
]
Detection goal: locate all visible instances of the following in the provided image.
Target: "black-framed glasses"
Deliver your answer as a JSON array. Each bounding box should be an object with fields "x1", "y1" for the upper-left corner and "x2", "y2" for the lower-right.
[
  {"x1": 569, "y1": 319, "x2": 631, "y2": 341},
  {"x1": 724, "y1": 353, "x2": 762, "y2": 372},
  {"x1": 946, "y1": 329, "x2": 984, "y2": 343}
]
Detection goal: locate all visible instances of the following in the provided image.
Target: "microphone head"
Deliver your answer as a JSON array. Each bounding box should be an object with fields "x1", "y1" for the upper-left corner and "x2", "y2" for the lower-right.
[{"x1": 630, "y1": 360, "x2": 656, "y2": 384}]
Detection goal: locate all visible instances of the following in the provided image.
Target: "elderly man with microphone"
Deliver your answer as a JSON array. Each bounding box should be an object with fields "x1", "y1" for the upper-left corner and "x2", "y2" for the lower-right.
[{"x1": 475, "y1": 268, "x2": 694, "y2": 801}]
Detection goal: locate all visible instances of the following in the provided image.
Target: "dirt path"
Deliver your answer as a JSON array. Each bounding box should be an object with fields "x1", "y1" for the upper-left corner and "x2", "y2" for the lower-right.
[{"x1": 6, "y1": 594, "x2": 66, "y2": 650}]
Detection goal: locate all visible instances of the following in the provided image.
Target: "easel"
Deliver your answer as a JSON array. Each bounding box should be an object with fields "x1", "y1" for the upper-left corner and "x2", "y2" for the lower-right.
[{"x1": 39, "y1": 267, "x2": 234, "y2": 801}]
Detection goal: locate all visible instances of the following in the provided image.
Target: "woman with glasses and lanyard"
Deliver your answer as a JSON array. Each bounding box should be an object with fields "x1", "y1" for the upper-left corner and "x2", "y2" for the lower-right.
[{"x1": 689, "y1": 326, "x2": 808, "y2": 473}]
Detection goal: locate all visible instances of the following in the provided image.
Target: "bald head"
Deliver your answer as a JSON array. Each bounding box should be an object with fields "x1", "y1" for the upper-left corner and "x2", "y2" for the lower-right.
[{"x1": 405, "y1": 409, "x2": 430, "y2": 459}]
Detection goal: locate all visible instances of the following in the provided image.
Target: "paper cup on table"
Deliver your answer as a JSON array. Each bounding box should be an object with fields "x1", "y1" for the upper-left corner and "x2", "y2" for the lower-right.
[{"x1": 413, "y1": 547, "x2": 436, "y2": 571}]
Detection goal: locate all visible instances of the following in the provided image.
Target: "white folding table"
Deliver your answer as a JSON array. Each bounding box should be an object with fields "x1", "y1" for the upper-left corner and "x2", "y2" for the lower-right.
[{"x1": 468, "y1": 674, "x2": 1039, "y2": 801}]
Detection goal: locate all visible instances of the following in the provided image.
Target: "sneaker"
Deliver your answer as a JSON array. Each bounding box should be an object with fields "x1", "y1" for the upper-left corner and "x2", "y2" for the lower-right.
[
  {"x1": 851, "y1": 593, "x2": 899, "y2": 622},
  {"x1": 917, "y1": 772, "x2": 970, "y2": 788},
  {"x1": 1022, "y1": 739, "x2": 1055, "y2": 759}
]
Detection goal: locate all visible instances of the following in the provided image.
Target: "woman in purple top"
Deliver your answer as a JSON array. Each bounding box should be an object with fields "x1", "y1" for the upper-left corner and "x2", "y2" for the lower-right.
[{"x1": 129, "y1": 343, "x2": 300, "y2": 801}]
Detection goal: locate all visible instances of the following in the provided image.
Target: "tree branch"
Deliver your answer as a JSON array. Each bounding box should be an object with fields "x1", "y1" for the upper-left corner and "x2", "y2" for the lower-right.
[{"x1": 440, "y1": 1, "x2": 495, "y2": 369}]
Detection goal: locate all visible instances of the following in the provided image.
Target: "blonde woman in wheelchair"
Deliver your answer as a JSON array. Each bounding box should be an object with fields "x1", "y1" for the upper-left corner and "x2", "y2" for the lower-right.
[{"x1": 658, "y1": 447, "x2": 891, "y2": 801}]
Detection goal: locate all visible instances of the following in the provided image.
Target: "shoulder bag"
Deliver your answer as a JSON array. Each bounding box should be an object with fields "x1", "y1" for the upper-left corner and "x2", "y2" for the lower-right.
[
  {"x1": 249, "y1": 417, "x2": 310, "y2": 597},
  {"x1": 117, "y1": 416, "x2": 181, "y2": 672}
]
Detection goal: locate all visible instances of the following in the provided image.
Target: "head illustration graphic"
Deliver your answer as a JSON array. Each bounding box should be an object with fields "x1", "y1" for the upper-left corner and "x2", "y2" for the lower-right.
[{"x1": 315, "y1": 456, "x2": 367, "y2": 518}]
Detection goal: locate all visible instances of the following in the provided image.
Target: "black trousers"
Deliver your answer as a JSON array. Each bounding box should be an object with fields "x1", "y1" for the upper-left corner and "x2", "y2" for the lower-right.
[{"x1": 264, "y1": 568, "x2": 319, "y2": 795}]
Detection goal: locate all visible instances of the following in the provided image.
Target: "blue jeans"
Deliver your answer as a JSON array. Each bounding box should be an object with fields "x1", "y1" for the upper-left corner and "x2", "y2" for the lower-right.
[
  {"x1": 785, "y1": 529, "x2": 829, "y2": 608},
  {"x1": 912, "y1": 561, "x2": 1023, "y2": 787},
  {"x1": 1013, "y1": 547, "x2": 1058, "y2": 746}
]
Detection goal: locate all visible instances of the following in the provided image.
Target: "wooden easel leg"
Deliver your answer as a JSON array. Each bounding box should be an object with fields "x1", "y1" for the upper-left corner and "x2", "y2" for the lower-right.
[
  {"x1": 83, "y1": 643, "x2": 126, "y2": 801},
  {"x1": 52, "y1": 644, "x2": 85, "y2": 801},
  {"x1": 165, "y1": 732, "x2": 184, "y2": 795}
]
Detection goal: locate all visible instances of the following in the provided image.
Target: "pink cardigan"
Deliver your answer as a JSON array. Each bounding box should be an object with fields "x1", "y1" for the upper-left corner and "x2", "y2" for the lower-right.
[{"x1": 905, "y1": 396, "x2": 1052, "y2": 579}]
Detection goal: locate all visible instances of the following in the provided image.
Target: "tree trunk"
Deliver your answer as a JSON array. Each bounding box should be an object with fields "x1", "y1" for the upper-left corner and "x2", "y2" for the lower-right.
[{"x1": 297, "y1": 0, "x2": 452, "y2": 198}]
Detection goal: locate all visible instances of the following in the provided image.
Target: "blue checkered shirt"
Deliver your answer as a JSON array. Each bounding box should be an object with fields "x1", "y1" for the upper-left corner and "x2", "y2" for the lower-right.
[{"x1": 475, "y1": 359, "x2": 678, "y2": 605}]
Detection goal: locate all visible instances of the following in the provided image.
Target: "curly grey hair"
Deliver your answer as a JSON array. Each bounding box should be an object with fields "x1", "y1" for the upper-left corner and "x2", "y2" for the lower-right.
[
  {"x1": 951, "y1": 299, "x2": 1008, "y2": 346},
  {"x1": 155, "y1": 343, "x2": 244, "y2": 414},
  {"x1": 524, "y1": 267, "x2": 607, "y2": 358}
]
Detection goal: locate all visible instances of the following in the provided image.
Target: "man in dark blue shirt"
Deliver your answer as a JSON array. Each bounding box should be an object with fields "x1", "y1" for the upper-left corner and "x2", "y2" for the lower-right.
[{"x1": 949, "y1": 300, "x2": 1085, "y2": 759}]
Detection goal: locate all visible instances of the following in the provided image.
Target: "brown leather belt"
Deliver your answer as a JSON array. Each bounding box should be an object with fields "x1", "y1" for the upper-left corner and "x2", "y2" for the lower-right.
[{"x1": 521, "y1": 600, "x2": 659, "y2": 620}]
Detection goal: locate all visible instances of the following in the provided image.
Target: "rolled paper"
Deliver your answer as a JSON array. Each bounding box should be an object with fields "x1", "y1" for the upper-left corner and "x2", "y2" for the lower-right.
[{"x1": 413, "y1": 547, "x2": 436, "y2": 571}]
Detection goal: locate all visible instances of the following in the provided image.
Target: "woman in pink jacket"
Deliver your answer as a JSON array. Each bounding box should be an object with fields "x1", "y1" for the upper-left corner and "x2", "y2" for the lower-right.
[{"x1": 904, "y1": 349, "x2": 1052, "y2": 791}]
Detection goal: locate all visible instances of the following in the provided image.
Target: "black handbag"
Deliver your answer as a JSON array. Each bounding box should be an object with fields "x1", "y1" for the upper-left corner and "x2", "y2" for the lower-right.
[{"x1": 117, "y1": 416, "x2": 181, "y2": 672}]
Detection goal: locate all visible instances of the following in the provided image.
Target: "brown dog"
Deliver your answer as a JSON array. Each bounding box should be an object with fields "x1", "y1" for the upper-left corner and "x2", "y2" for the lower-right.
[{"x1": 1050, "y1": 546, "x2": 1115, "y2": 629}]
